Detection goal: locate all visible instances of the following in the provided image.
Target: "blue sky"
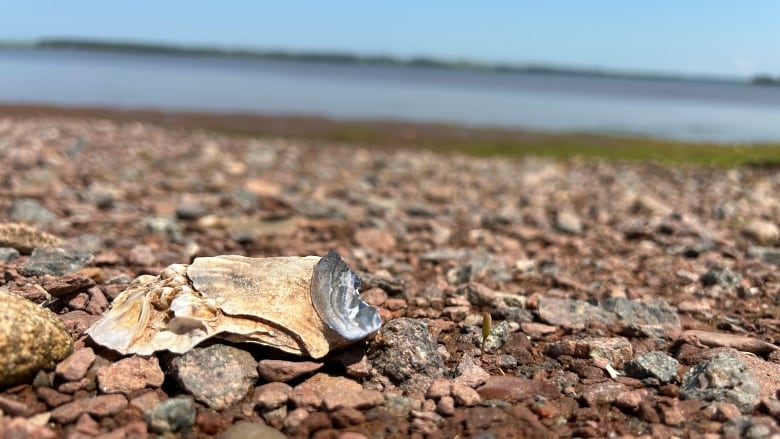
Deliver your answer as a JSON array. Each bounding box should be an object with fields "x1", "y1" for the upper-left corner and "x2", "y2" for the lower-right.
[{"x1": 1, "y1": 1, "x2": 778, "y2": 78}]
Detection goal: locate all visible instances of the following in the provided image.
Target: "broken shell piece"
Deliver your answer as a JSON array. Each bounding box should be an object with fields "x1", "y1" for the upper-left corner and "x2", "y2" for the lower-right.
[{"x1": 87, "y1": 251, "x2": 381, "y2": 359}]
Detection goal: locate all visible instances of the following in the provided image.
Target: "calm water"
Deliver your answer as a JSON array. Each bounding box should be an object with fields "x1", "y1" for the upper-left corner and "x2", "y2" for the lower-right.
[{"x1": 2, "y1": 48, "x2": 780, "y2": 143}]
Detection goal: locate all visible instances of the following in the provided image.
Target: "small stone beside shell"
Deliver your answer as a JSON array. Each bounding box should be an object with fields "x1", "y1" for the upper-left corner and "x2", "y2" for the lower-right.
[
  {"x1": 87, "y1": 251, "x2": 381, "y2": 358},
  {"x1": 0, "y1": 289, "x2": 74, "y2": 387}
]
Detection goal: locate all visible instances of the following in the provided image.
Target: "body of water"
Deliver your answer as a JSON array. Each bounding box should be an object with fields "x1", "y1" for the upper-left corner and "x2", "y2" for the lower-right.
[{"x1": 1, "y1": 48, "x2": 780, "y2": 143}]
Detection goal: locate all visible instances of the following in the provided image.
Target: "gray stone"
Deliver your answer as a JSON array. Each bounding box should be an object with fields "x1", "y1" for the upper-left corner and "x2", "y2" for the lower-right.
[
  {"x1": 143, "y1": 216, "x2": 182, "y2": 242},
  {"x1": 601, "y1": 297, "x2": 680, "y2": 332},
  {"x1": 367, "y1": 318, "x2": 447, "y2": 394},
  {"x1": 0, "y1": 290, "x2": 73, "y2": 387},
  {"x1": 554, "y1": 209, "x2": 583, "y2": 234},
  {"x1": 748, "y1": 246, "x2": 780, "y2": 266},
  {"x1": 624, "y1": 351, "x2": 679, "y2": 384},
  {"x1": 681, "y1": 352, "x2": 760, "y2": 413},
  {"x1": 170, "y1": 344, "x2": 258, "y2": 409},
  {"x1": 19, "y1": 246, "x2": 92, "y2": 276},
  {"x1": 476, "y1": 320, "x2": 510, "y2": 354},
  {"x1": 699, "y1": 267, "x2": 741, "y2": 288},
  {"x1": 217, "y1": 421, "x2": 285, "y2": 439},
  {"x1": 8, "y1": 199, "x2": 56, "y2": 223},
  {"x1": 722, "y1": 416, "x2": 775, "y2": 439},
  {"x1": 537, "y1": 297, "x2": 616, "y2": 328},
  {"x1": 147, "y1": 396, "x2": 196, "y2": 434},
  {"x1": 0, "y1": 247, "x2": 20, "y2": 263}
]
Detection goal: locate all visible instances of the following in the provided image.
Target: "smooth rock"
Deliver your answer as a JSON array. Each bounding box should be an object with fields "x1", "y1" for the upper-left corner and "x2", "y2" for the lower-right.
[
  {"x1": 143, "y1": 216, "x2": 182, "y2": 242},
  {"x1": 19, "y1": 246, "x2": 92, "y2": 276},
  {"x1": 0, "y1": 223, "x2": 63, "y2": 254},
  {"x1": 175, "y1": 202, "x2": 207, "y2": 220},
  {"x1": 322, "y1": 388, "x2": 383, "y2": 412},
  {"x1": 147, "y1": 396, "x2": 196, "y2": 434},
  {"x1": 0, "y1": 417, "x2": 57, "y2": 439},
  {"x1": 580, "y1": 381, "x2": 628, "y2": 406},
  {"x1": 97, "y1": 355, "x2": 165, "y2": 395},
  {"x1": 170, "y1": 344, "x2": 259, "y2": 410},
  {"x1": 8, "y1": 199, "x2": 56, "y2": 223},
  {"x1": 55, "y1": 347, "x2": 95, "y2": 381},
  {"x1": 426, "y1": 378, "x2": 452, "y2": 399},
  {"x1": 50, "y1": 394, "x2": 127, "y2": 423},
  {"x1": 253, "y1": 382, "x2": 292, "y2": 410},
  {"x1": 554, "y1": 209, "x2": 583, "y2": 234},
  {"x1": 354, "y1": 227, "x2": 397, "y2": 252},
  {"x1": 290, "y1": 373, "x2": 361, "y2": 410},
  {"x1": 680, "y1": 352, "x2": 760, "y2": 413},
  {"x1": 127, "y1": 244, "x2": 157, "y2": 266},
  {"x1": 451, "y1": 383, "x2": 481, "y2": 407},
  {"x1": 454, "y1": 356, "x2": 490, "y2": 388},
  {"x1": 257, "y1": 359, "x2": 323, "y2": 382},
  {"x1": 0, "y1": 290, "x2": 73, "y2": 386},
  {"x1": 477, "y1": 376, "x2": 561, "y2": 403},
  {"x1": 217, "y1": 420, "x2": 285, "y2": 439},
  {"x1": 742, "y1": 219, "x2": 779, "y2": 244},
  {"x1": 330, "y1": 407, "x2": 366, "y2": 427},
  {"x1": 436, "y1": 396, "x2": 456, "y2": 416},
  {"x1": 624, "y1": 351, "x2": 679, "y2": 384},
  {"x1": 367, "y1": 318, "x2": 447, "y2": 394},
  {"x1": 537, "y1": 297, "x2": 616, "y2": 328}
]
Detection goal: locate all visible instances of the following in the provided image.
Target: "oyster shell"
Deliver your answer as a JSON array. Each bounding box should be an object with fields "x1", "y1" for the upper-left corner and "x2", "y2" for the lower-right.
[{"x1": 87, "y1": 251, "x2": 381, "y2": 358}]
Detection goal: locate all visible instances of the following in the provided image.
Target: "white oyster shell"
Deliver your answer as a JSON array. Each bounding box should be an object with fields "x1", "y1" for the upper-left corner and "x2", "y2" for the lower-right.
[{"x1": 87, "y1": 251, "x2": 381, "y2": 358}]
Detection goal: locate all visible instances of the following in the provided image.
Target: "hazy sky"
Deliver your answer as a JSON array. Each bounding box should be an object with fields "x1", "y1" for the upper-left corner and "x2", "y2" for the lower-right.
[{"x1": 1, "y1": 1, "x2": 778, "y2": 78}]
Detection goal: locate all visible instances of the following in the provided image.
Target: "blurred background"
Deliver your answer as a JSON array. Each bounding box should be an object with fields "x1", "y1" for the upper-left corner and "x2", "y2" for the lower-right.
[{"x1": 1, "y1": 1, "x2": 779, "y2": 144}]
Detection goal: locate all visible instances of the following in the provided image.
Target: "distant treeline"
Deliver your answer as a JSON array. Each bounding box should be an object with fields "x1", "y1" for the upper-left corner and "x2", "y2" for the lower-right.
[{"x1": 1, "y1": 38, "x2": 769, "y2": 85}]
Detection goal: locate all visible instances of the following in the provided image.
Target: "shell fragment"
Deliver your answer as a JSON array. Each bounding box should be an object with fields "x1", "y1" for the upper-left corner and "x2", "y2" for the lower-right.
[{"x1": 87, "y1": 251, "x2": 382, "y2": 358}]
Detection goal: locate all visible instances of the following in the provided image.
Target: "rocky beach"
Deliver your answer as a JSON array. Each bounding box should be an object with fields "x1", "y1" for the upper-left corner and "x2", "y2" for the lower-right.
[{"x1": 1, "y1": 113, "x2": 780, "y2": 438}]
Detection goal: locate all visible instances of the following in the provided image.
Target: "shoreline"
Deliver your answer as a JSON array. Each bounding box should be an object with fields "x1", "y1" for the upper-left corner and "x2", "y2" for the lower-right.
[{"x1": 1, "y1": 103, "x2": 779, "y2": 167}]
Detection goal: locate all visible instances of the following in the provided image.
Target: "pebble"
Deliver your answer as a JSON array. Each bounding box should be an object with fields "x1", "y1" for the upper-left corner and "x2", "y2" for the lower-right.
[
  {"x1": 322, "y1": 388, "x2": 384, "y2": 412},
  {"x1": 426, "y1": 378, "x2": 452, "y2": 399},
  {"x1": 175, "y1": 202, "x2": 208, "y2": 220},
  {"x1": 54, "y1": 347, "x2": 96, "y2": 381},
  {"x1": 18, "y1": 246, "x2": 92, "y2": 276},
  {"x1": 127, "y1": 244, "x2": 157, "y2": 266},
  {"x1": 58, "y1": 310, "x2": 100, "y2": 339},
  {"x1": 8, "y1": 198, "x2": 57, "y2": 223},
  {"x1": 580, "y1": 381, "x2": 628, "y2": 407},
  {"x1": 147, "y1": 396, "x2": 196, "y2": 434},
  {"x1": 97, "y1": 355, "x2": 165, "y2": 395},
  {"x1": 143, "y1": 215, "x2": 182, "y2": 242},
  {"x1": 291, "y1": 373, "x2": 361, "y2": 410},
  {"x1": 680, "y1": 352, "x2": 760, "y2": 413},
  {"x1": 477, "y1": 376, "x2": 561, "y2": 403},
  {"x1": 50, "y1": 394, "x2": 128, "y2": 423},
  {"x1": 329, "y1": 407, "x2": 366, "y2": 427},
  {"x1": 436, "y1": 395, "x2": 456, "y2": 416},
  {"x1": 747, "y1": 246, "x2": 780, "y2": 266},
  {"x1": 451, "y1": 382, "x2": 481, "y2": 407},
  {"x1": 170, "y1": 344, "x2": 259, "y2": 410},
  {"x1": 742, "y1": 219, "x2": 780, "y2": 244},
  {"x1": 0, "y1": 395, "x2": 32, "y2": 417},
  {"x1": 367, "y1": 318, "x2": 447, "y2": 395},
  {"x1": 700, "y1": 266, "x2": 741, "y2": 288},
  {"x1": 0, "y1": 247, "x2": 20, "y2": 262},
  {"x1": 601, "y1": 297, "x2": 681, "y2": 332},
  {"x1": 36, "y1": 387, "x2": 72, "y2": 408},
  {"x1": 545, "y1": 336, "x2": 633, "y2": 368},
  {"x1": 454, "y1": 356, "x2": 490, "y2": 388},
  {"x1": 40, "y1": 273, "x2": 96, "y2": 297},
  {"x1": 74, "y1": 413, "x2": 100, "y2": 435},
  {"x1": 624, "y1": 351, "x2": 679, "y2": 384},
  {"x1": 481, "y1": 320, "x2": 511, "y2": 353},
  {"x1": 0, "y1": 290, "x2": 73, "y2": 387},
  {"x1": 554, "y1": 209, "x2": 583, "y2": 234},
  {"x1": 0, "y1": 223, "x2": 63, "y2": 254},
  {"x1": 257, "y1": 359, "x2": 323, "y2": 382},
  {"x1": 218, "y1": 420, "x2": 286, "y2": 439},
  {"x1": 537, "y1": 297, "x2": 616, "y2": 328},
  {"x1": 354, "y1": 227, "x2": 397, "y2": 252},
  {"x1": 0, "y1": 417, "x2": 57, "y2": 439},
  {"x1": 253, "y1": 382, "x2": 292, "y2": 410}
]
